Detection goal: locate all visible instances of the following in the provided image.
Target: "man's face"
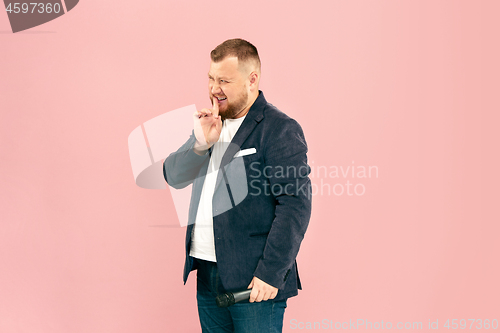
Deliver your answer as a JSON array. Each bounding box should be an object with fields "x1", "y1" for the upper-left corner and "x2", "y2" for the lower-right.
[{"x1": 208, "y1": 56, "x2": 250, "y2": 120}]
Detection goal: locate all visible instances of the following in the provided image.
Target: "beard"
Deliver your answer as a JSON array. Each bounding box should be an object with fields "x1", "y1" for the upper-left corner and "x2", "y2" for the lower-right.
[{"x1": 211, "y1": 89, "x2": 249, "y2": 121}]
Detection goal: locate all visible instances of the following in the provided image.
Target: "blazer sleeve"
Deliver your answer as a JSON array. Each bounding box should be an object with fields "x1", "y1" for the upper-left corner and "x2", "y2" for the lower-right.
[
  {"x1": 163, "y1": 132, "x2": 210, "y2": 189},
  {"x1": 253, "y1": 118, "x2": 312, "y2": 290}
]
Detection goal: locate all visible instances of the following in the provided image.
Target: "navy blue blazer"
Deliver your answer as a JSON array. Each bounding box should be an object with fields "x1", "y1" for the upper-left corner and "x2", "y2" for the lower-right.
[{"x1": 163, "y1": 91, "x2": 311, "y2": 301}]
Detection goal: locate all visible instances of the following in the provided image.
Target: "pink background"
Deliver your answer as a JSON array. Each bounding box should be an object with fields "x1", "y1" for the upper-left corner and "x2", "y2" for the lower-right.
[{"x1": 1, "y1": 1, "x2": 499, "y2": 332}]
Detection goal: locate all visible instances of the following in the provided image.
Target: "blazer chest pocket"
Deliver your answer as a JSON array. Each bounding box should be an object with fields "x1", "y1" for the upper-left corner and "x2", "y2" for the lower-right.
[
  {"x1": 231, "y1": 148, "x2": 262, "y2": 179},
  {"x1": 233, "y1": 148, "x2": 257, "y2": 158}
]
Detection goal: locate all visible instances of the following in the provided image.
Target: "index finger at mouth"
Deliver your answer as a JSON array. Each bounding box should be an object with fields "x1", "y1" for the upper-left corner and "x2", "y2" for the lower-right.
[{"x1": 212, "y1": 96, "x2": 219, "y2": 117}]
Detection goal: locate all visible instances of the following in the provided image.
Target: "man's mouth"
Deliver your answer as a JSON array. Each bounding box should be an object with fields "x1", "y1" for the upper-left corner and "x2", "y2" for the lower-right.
[{"x1": 216, "y1": 97, "x2": 227, "y2": 102}]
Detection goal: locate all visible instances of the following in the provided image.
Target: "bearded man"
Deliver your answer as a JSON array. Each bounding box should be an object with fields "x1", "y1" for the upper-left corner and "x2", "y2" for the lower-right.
[{"x1": 164, "y1": 38, "x2": 311, "y2": 332}]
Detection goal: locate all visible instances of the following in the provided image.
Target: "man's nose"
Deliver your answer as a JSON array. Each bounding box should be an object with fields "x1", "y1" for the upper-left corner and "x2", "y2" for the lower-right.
[{"x1": 210, "y1": 81, "x2": 221, "y2": 95}]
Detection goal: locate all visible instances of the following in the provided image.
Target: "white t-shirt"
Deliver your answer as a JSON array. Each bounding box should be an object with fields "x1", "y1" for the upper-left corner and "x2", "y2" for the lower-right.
[{"x1": 189, "y1": 116, "x2": 246, "y2": 262}]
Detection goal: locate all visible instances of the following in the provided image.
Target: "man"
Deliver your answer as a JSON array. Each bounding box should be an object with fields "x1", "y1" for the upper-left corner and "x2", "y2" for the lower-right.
[{"x1": 163, "y1": 38, "x2": 311, "y2": 332}]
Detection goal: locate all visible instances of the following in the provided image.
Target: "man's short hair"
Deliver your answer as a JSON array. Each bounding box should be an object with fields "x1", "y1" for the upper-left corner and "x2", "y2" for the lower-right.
[{"x1": 211, "y1": 38, "x2": 261, "y2": 72}]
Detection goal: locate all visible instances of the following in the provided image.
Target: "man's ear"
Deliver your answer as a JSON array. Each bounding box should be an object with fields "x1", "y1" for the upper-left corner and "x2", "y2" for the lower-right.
[{"x1": 249, "y1": 71, "x2": 259, "y2": 89}]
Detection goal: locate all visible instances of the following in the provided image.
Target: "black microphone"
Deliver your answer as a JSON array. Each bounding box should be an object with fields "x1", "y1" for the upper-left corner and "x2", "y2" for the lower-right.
[{"x1": 216, "y1": 289, "x2": 252, "y2": 308}]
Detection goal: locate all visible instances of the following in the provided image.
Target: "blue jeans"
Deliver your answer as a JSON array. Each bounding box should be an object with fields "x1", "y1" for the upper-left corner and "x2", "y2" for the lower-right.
[{"x1": 194, "y1": 258, "x2": 287, "y2": 333}]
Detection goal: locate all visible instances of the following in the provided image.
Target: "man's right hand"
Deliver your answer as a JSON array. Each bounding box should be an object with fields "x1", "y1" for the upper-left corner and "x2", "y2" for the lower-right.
[{"x1": 193, "y1": 96, "x2": 222, "y2": 154}]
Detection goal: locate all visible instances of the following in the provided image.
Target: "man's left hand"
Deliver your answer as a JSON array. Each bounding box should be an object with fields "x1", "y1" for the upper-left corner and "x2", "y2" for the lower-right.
[{"x1": 247, "y1": 276, "x2": 278, "y2": 302}]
